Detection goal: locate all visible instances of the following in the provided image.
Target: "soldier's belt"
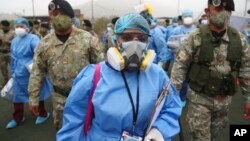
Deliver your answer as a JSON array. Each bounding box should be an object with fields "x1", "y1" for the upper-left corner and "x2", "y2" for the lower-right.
[{"x1": 53, "y1": 86, "x2": 70, "y2": 97}]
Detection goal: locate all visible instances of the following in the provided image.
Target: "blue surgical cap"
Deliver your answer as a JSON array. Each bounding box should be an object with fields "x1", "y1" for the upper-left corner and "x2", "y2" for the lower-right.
[
  {"x1": 114, "y1": 13, "x2": 150, "y2": 36},
  {"x1": 172, "y1": 17, "x2": 178, "y2": 23},
  {"x1": 182, "y1": 9, "x2": 193, "y2": 17},
  {"x1": 14, "y1": 17, "x2": 29, "y2": 28}
]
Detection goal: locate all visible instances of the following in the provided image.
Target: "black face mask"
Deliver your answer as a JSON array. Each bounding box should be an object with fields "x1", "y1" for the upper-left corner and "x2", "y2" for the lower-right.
[{"x1": 3, "y1": 28, "x2": 9, "y2": 33}]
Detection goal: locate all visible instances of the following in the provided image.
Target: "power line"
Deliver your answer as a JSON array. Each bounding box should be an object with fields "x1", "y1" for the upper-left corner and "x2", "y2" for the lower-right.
[{"x1": 91, "y1": 0, "x2": 94, "y2": 21}]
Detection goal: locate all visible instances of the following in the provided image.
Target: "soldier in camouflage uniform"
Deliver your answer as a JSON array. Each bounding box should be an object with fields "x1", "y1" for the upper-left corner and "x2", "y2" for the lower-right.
[
  {"x1": 83, "y1": 19, "x2": 98, "y2": 38},
  {"x1": 28, "y1": 0, "x2": 103, "y2": 130},
  {"x1": 171, "y1": 0, "x2": 250, "y2": 140},
  {"x1": 0, "y1": 20, "x2": 15, "y2": 87}
]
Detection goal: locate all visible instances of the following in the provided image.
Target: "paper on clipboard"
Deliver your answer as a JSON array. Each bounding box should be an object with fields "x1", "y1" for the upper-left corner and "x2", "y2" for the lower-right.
[
  {"x1": 145, "y1": 81, "x2": 171, "y2": 135},
  {"x1": 167, "y1": 34, "x2": 188, "y2": 51}
]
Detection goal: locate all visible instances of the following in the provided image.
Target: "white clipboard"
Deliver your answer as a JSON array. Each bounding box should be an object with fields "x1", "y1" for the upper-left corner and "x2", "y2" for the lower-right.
[{"x1": 145, "y1": 81, "x2": 171, "y2": 135}]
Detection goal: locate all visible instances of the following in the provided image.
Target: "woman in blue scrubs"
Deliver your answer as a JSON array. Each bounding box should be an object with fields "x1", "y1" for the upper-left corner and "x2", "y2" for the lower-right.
[
  {"x1": 57, "y1": 13, "x2": 182, "y2": 141},
  {"x1": 6, "y1": 18, "x2": 51, "y2": 129}
]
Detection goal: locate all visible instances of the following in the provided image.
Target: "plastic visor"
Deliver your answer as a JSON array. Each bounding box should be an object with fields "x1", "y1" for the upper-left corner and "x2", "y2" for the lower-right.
[
  {"x1": 167, "y1": 34, "x2": 188, "y2": 51},
  {"x1": 134, "y1": 4, "x2": 146, "y2": 13}
]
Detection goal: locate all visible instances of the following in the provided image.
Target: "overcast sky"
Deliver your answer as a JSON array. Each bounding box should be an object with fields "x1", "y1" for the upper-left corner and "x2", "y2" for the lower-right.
[{"x1": 0, "y1": 0, "x2": 249, "y2": 18}]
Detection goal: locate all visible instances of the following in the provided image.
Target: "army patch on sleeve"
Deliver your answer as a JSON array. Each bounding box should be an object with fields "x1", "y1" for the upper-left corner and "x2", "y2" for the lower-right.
[{"x1": 177, "y1": 50, "x2": 188, "y2": 61}]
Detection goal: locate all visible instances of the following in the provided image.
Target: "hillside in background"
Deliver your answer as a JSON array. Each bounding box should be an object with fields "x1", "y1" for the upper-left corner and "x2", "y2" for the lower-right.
[{"x1": 76, "y1": 0, "x2": 140, "y2": 19}]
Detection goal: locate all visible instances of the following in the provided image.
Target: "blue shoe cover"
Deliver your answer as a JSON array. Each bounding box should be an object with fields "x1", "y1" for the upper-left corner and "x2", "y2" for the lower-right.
[
  {"x1": 35, "y1": 112, "x2": 50, "y2": 124},
  {"x1": 6, "y1": 117, "x2": 25, "y2": 129}
]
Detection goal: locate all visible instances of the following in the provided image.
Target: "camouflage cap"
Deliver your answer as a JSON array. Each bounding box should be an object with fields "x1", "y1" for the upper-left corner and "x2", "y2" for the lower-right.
[
  {"x1": 208, "y1": 0, "x2": 235, "y2": 11},
  {"x1": 48, "y1": 0, "x2": 74, "y2": 18}
]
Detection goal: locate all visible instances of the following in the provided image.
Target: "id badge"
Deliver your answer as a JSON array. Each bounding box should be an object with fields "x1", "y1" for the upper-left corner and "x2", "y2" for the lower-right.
[{"x1": 120, "y1": 131, "x2": 142, "y2": 141}]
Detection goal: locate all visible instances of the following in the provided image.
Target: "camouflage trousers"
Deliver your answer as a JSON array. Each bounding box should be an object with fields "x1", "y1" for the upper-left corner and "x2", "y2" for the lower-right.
[
  {"x1": 51, "y1": 90, "x2": 67, "y2": 130},
  {"x1": 186, "y1": 87, "x2": 232, "y2": 141},
  {"x1": 0, "y1": 54, "x2": 10, "y2": 86}
]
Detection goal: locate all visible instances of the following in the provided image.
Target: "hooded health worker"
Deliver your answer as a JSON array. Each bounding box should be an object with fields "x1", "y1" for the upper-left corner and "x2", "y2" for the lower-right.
[
  {"x1": 138, "y1": 3, "x2": 168, "y2": 66},
  {"x1": 57, "y1": 13, "x2": 182, "y2": 141},
  {"x1": 7, "y1": 17, "x2": 51, "y2": 129},
  {"x1": 166, "y1": 9, "x2": 197, "y2": 62}
]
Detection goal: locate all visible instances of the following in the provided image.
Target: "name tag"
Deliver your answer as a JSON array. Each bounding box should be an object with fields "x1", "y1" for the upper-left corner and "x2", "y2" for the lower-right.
[{"x1": 120, "y1": 131, "x2": 142, "y2": 141}]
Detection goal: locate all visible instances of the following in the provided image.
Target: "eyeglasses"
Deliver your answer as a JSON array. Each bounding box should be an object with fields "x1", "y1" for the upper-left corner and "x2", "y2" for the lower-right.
[{"x1": 119, "y1": 33, "x2": 149, "y2": 43}]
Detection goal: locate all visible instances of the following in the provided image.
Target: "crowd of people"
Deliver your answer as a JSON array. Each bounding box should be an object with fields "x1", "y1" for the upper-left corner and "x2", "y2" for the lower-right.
[{"x1": 0, "y1": 0, "x2": 250, "y2": 141}]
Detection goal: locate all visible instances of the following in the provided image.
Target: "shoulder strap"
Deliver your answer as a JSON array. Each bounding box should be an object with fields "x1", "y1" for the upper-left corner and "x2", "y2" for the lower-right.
[
  {"x1": 226, "y1": 26, "x2": 242, "y2": 62},
  {"x1": 199, "y1": 25, "x2": 214, "y2": 63},
  {"x1": 198, "y1": 25, "x2": 242, "y2": 71},
  {"x1": 83, "y1": 64, "x2": 101, "y2": 135}
]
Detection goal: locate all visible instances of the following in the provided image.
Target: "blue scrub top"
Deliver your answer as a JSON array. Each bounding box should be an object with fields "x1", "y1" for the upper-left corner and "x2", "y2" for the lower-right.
[{"x1": 57, "y1": 61, "x2": 182, "y2": 141}]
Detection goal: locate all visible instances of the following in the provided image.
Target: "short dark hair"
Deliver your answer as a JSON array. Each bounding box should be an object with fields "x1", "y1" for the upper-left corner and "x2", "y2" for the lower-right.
[
  {"x1": 28, "y1": 20, "x2": 33, "y2": 27},
  {"x1": 1, "y1": 20, "x2": 10, "y2": 27},
  {"x1": 111, "y1": 17, "x2": 119, "y2": 25},
  {"x1": 41, "y1": 22, "x2": 50, "y2": 29},
  {"x1": 33, "y1": 20, "x2": 40, "y2": 25},
  {"x1": 83, "y1": 19, "x2": 92, "y2": 28},
  {"x1": 178, "y1": 15, "x2": 182, "y2": 21}
]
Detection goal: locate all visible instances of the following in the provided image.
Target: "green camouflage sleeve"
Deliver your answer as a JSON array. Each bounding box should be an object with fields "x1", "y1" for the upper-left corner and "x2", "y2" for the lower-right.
[
  {"x1": 238, "y1": 33, "x2": 250, "y2": 103},
  {"x1": 170, "y1": 33, "x2": 196, "y2": 91},
  {"x1": 89, "y1": 36, "x2": 104, "y2": 63},
  {"x1": 28, "y1": 43, "x2": 47, "y2": 106}
]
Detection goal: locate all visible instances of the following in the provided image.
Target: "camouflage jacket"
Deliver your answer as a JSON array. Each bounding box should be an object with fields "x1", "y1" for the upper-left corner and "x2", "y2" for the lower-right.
[
  {"x1": 28, "y1": 27, "x2": 104, "y2": 105},
  {"x1": 0, "y1": 29, "x2": 15, "y2": 54},
  {"x1": 171, "y1": 27, "x2": 250, "y2": 103},
  {"x1": 89, "y1": 29, "x2": 98, "y2": 38}
]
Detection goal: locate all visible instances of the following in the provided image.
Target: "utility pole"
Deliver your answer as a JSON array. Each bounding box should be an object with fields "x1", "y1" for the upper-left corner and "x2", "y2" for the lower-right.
[
  {"x1": 32, "y1": 0, "x2": 35, "y2": 20},
  {"x1": 177, "y1": 0, "x2": 180, "y2": 15},
  {"x1": 244, "y1": 0, "x2": 248, "y2": 16},
  {"x1": 91, "y1": 0, "x2": 94, "y2": 22}
]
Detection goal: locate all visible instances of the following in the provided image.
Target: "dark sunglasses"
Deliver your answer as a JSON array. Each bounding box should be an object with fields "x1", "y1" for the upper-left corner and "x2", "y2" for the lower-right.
[{"x1": 119, "y1": 33, "x2": 149, "y2": 43}]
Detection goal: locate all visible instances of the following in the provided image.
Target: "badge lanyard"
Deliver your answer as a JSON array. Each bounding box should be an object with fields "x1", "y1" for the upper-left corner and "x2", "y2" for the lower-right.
[{"x1": 121, "y1": 71, "x2": 140, "y2": 135}]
